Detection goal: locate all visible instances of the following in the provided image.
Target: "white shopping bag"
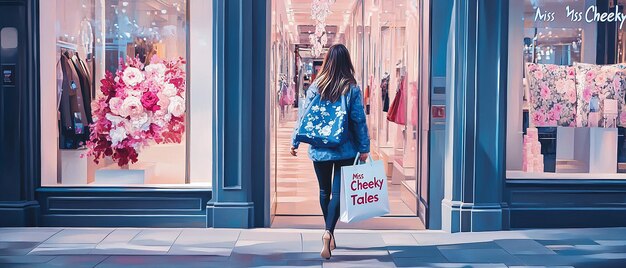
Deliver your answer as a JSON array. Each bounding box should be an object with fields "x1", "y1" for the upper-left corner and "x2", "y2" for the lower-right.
[{"x1": 339, "y1": 154, "x2": 390, "y2": 223}]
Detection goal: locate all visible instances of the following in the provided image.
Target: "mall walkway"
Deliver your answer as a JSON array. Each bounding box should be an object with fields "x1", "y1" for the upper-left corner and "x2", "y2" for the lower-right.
[
  {"x1": 1, "y1": 227, "x2": 625, "y2": 267},
  {"x1": 272, "y1": 115, "x2": 421, "y2": 230}
]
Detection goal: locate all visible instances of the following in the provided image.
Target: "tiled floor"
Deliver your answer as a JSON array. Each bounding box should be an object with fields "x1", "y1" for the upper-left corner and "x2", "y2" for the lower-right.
[
  {"x1": 1, "y1": 227, "x2": 625, "y2": 267},
  {"x1": 272, "y1": 115, "x2": 418, "y2": 230}
]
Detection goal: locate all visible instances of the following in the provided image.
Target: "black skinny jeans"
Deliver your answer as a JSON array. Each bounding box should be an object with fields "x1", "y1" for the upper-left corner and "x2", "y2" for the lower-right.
[{"x1": 312, "y1": 158, "x2": 354, "y2": 233}]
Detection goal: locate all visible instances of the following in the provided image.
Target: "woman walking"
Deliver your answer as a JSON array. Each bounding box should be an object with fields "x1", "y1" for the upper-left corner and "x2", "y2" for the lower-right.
[{"x1": 290, "y1": 44, "x2": 370, "y2": 259}]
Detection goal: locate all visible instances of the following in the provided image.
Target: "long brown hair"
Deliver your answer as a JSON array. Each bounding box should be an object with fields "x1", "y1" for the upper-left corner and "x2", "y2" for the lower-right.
[{"x1": 315, "y1": 44, "x2": 356, "y2": 102}]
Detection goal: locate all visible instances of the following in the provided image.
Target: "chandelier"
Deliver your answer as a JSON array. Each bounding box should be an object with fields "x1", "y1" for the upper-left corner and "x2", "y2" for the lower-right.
[{"x1": 310, "y1": 0, "x2": 333, "y2": 58}]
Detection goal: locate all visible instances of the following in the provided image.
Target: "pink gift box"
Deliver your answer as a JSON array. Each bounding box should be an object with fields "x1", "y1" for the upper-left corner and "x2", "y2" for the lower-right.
[
  {"x1": 527, "y1": 127, "x2": 538, "y2": 139},
  {"x1": 588, "y1": 112, "x2": 601, "y2": 128},
  {"x1": 531, "y1": 141, "x2": 541, "y2": 155}
]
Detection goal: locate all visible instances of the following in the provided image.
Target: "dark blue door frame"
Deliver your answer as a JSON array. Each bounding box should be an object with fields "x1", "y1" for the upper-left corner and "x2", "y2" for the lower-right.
[{"x1": 0, "y1": 0, "x2": 40, "y2": 227}]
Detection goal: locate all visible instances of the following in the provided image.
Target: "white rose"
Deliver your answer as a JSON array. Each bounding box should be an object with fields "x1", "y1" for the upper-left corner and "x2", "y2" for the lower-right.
[
  {"x1": 168, "y1": 96, "x2": 186, "y2": 117},
  {"x1": 130, "y1": 112, "x2": 151, "y2": 131},
  {"x1": 145, "y1": 63, "x2": 166, "y2": 82},
  {"x1": 109, "y1": 126, "x2": 127, "y2": 146},
  {"x1": 120, "y1": 96, "x2": 144, "y2": 117},
  {"x1": 162, "y1": 83, "x2": 178, "y2": 97},
  {"x1": 105, "y1": 113, "x2": 126, "y2": 126},
  {"x1": 122, "y1": 67, "x2": 144, "y2": 86},
  {"x1": 127, "y1": 89, "x2": 144, "y2": 97}
]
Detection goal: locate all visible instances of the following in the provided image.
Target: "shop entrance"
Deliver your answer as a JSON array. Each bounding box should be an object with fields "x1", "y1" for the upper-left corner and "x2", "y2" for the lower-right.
[{"x1": 268, "y1": 0, "x2": 431, "y2": 230}]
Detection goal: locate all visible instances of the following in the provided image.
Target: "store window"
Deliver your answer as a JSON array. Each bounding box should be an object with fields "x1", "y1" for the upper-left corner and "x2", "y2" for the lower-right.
[
  {"x1": 361, "y1": 0, "x2": 425, "y2": 215},
  {"x1": 507, "y1": 0, "x2": 626, "y2": 179},
  {"x1": 40, "y1": 0, "x2": 212, "y2": 187}
]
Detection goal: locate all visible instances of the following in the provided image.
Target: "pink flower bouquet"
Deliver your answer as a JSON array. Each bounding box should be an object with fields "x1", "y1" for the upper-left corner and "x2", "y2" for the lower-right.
[{"x1": 86, "y1": 56, "x2": 186, "y2": 167}]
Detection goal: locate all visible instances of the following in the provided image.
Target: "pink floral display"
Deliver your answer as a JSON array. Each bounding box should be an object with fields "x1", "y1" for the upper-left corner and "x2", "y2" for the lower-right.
[
  {"x1": 86, "y1": 56, "x2": 186, "y2": 167},
  {"x1": 525, "y1": 63, "x2": 577, "y2": 127},
  {"x1": 574, "y1": 63, "x2": 626, "y2": 127}
]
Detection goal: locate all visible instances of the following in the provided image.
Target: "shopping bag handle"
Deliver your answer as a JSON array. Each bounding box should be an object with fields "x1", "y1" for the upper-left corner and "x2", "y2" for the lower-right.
[{"x1": 353, "y1": 153, "x2": 374, "y2": 166}]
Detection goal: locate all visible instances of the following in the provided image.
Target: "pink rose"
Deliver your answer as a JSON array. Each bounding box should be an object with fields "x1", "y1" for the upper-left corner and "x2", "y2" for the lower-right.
[
  {"x1": 120, "y1": 96, "x2": 144, "y2": 118},
  {"x1": 549, "y1": 108, "x2": 561, "y2": 122},
  {"x1": 586, "y1": 70, "x2": 596, "y2": 82},
  {"x1": 595, "y1": 72, "x2": 607, "y2": 86},
  {"x1": 141, "y1": 91, "x2": 160, "y2": 112},
  {"x1": 553, "y1": 103, "x2": 563, "y2": 113},
  {"x1": 157, "y1": 93, "x2": 170, "y2": 112},
  {"x1": 583, "y1": 87, "x2": 592, "y2": 102},
  {"x1": 567, "y1": 67, "x2": 576, "y2": 77},
  {"x1": 534, "y1": 70, "x2": 544, "y2": 80},
  {"x1": 533, "y1": 111, "x2": 546, "y2": 126},
  {"x1": 109, "y1": 97, "x2": 124, "y2": 115}
]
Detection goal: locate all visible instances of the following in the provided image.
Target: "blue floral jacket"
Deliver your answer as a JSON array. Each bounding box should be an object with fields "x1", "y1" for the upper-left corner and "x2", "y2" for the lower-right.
[{"x1": 292, "y1": 83, "x2": 370, "y2": 162}]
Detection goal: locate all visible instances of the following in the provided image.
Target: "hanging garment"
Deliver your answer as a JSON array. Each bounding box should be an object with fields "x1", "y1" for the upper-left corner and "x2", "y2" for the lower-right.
[
  {"x1": 381, "y1": 75, "x2": 390, "y2": 112},
  {"x1": 279, "y1": 82, "x2": 293, "y2": 106},
  {"x1": 387, "y1": 76, "x2": 407, "y2": 125},
  {"x1": 68, "y1": 51, "x2": 93, "y2": 124},
  {"x1": 58, "y1": 52, "x2": 89, "y2": 149}
]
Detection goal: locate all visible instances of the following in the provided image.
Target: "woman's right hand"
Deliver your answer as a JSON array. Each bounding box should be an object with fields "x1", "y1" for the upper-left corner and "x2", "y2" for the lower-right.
[
  {"x1": 359, "y1": 152, "x2": 369, "y2": 162},
  {"x1": 290, "y1": 147, "x2": 298, "y2": 157}
]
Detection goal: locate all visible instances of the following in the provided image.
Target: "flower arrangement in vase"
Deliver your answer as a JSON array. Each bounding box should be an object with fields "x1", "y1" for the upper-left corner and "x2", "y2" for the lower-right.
[{"x1": 86, "y1": 56, "x2": 186, "y2": 167}]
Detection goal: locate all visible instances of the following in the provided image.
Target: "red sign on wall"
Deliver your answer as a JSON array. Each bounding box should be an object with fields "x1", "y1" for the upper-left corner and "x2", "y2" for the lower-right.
[{"x1": 432, "y1": 105, "x2": 446, "y2": 119}]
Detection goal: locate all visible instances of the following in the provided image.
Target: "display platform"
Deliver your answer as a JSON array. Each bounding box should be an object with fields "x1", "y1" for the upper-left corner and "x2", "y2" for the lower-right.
[
  {"x1": 391, "y1": 158, "x2": 415, "y2": 185},
  {"x1": 552, "y1": 127, "x2": 618, "y2": 174},
  {"x1": 401, "y1": 180, "x2": 418, "y2": 214},
  {"x1": 60, "y1": 149, "x2": 96, "y2": 185},
  {"x1": 94, "y1": 163, "x2": 156, "y2": 185},
  {"x1": 378, "y1": 147, "x2": 395, "y2": 177}
]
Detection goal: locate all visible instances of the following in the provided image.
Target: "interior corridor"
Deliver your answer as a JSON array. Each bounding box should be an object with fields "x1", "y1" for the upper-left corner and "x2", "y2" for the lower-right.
[{"x1": 271, "y1": 111, "x2": 424, "y2": 230}]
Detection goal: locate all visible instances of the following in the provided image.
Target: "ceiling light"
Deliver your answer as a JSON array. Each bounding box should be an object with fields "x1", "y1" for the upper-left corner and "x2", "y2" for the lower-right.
[
  {"x1": 161, "y1": 9, "x2": 167, "y2": 14},
  {"x1": 122, "y1": 1, "x2": 129, "y2": 7}
]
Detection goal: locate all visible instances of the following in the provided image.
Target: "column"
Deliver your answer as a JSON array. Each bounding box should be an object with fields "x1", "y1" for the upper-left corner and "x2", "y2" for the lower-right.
[
  {"x1": 207, "y1": 0, "x2": 269, "y2": 228},
  {"x1": 0, "y1": 0, "x2": 39, "y2": 227},
  {"x1": 441, "y1": 0, "x2": 509, "y2": 232}
]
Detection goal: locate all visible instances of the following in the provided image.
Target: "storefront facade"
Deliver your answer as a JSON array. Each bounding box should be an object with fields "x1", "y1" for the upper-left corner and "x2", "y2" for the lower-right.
[{"x1": 1, "y1": 0, "x2": 625, "y2": 232}]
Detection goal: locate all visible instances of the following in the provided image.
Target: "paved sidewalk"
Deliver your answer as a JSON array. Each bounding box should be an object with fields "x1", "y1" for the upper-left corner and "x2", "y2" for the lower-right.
[{"x1": 0, "y1": 227, "x2": 625, "y2": 267}]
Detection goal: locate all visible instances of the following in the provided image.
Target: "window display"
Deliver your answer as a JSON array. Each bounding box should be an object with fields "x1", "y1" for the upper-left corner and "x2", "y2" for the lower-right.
[
  {"x1": 361, "y1": 0, "x2": 425, "y2": 212},
  {"x1": 508, "y1": 0, "x2": 626, "y2": 178},
  {"x1": 40, "y1": 0, "x2": 212, "y2": 187}
]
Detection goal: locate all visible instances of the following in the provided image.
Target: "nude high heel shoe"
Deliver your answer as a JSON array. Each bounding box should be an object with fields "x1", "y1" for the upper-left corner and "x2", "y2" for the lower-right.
[
  {"x1": 321, "y1": 230, "x2": 332, "y2": 259},
  {"x1": 330, "y1": 233, "x2": 336, "y2": 250}
]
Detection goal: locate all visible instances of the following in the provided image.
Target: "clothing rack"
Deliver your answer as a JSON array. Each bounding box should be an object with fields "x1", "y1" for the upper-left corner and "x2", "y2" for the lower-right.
[{"x1": 57, "y1": 40, "x2": 77, "y2": 50}]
